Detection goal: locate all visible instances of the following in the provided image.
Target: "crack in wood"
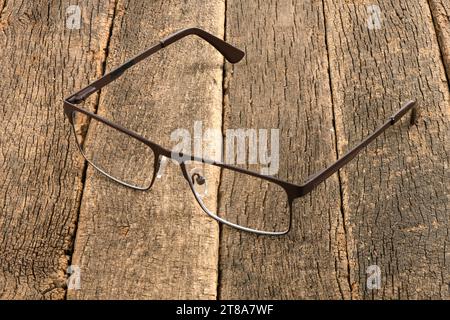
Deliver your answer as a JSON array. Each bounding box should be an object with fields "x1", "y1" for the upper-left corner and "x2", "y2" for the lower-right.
[{"x1": 63, "y1": 0, "x2": 120, "y2": 300}]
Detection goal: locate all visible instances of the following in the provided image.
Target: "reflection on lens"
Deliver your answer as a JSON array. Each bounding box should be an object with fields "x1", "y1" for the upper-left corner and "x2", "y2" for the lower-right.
[
  {"x1": 185, "y1": 161, "x2": 290, "y2": 233},
  {"x1": 72, "y1": 111, "x2": 155, "y2": 189}
]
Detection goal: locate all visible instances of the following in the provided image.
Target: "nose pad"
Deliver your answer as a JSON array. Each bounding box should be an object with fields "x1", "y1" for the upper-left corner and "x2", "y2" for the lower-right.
[
  {"x1": 192, "y1": 173, "x2": 206, "y2": 185},
  {"x1": 189, "y1": 167, "x2": 208, "y2": 198},
  {"x1": 156, "y1": 156, "x2": 168, "y2": 179}
]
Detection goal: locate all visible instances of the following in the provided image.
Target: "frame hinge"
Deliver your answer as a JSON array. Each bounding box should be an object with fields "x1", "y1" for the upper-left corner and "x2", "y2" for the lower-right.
[{"x1": 69, "y1": 86, "x2": 97, "y2": 104}]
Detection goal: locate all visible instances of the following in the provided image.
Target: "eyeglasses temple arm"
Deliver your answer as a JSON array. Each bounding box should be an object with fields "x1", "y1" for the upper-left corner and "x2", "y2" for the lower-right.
[
  {"x1": 160, "y1": 28, "x2": 245, "y2": 63},
  {"x1": 298, "y1": 100, "x2": 417, "y2": 196},
  {"x1": 67, "y1": 28, "x2": 244, "y2": 104}
]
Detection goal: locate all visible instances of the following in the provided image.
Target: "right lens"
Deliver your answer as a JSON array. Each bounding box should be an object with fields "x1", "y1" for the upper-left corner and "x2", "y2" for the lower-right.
[{"x1": 72, "y1": 110, "x2": 155, "y2": 189}]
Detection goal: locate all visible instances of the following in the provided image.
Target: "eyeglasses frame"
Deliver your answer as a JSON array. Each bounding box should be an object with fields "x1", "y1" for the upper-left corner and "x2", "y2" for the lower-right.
[{"x1": 64, "y1": 27, "x2": 416, "y2": 236}]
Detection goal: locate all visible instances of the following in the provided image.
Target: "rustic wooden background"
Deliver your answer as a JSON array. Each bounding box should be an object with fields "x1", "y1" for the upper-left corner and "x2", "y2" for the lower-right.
[{"x1": 0, "y1": 0, "x2": 448, "y2": 299}]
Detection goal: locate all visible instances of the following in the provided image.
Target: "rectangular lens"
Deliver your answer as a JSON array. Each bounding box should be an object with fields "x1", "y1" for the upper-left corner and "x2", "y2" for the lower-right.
[
  {"x1": 185, "y1": 161, "x2": 290, "y2": 234},
  {"x1": 72, "y1": 110, "x2": 155, "y2": 189}
]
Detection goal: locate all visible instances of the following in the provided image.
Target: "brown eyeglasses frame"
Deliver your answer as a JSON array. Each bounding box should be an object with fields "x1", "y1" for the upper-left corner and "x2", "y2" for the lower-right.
[{"x1": 64, "y1": 27, "x2": 416, "y2": 236}]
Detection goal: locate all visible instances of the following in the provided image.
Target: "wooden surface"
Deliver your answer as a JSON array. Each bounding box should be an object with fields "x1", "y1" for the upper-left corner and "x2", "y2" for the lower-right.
[
  {"x1": 68, "y1": 0, "x2": 225, "y2": 299},
  {"x1": 0, "y1": 0, "x2": 112, "y2": 299},
  {"x1": 324, "y1": 0, "x2": 449, "y2": 299},
  {"x1": 430, "y1": 0, "x2": 450, "y2": 79},
  {"x1": 219, "y1": 0, "x2": 348, "y2": 299},
  {"x1": 0, "y1": 0, "x2": 448, "y2": 299}
]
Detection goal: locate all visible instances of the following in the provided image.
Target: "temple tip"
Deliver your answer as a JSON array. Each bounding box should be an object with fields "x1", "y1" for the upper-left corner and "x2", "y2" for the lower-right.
[
  {"x1": 409, "y1": 100, "x2": 419, "y2": 125},
  {"x1": 390, "y1": 100, "x2": 417, "y2": 125},
  {"x1": 227, "y1": 48, "x2": 245, "y2": 63}
]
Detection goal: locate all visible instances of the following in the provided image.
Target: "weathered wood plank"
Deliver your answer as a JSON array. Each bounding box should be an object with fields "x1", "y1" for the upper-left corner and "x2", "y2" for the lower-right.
[
  {"x1": 429, "y1": 0, "x2": 450, "y2": 80},
  {"x1": 324, "y1": 0, "x2": 449, "y2": 298},
  {"x1": 0, "y1": 1, "x2": 113, "y2": 298},
  {"x1": 219, "y1": 0, "x2": 350, "y2": 299},
  {"x1": 68, "y1": 0, "x2": 225, "y2": 299}
]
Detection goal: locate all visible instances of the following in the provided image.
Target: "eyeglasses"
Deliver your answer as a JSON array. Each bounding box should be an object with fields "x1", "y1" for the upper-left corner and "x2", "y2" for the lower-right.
[{"x1": 64, "y1": 27, "x2": 416, "y2": 236}]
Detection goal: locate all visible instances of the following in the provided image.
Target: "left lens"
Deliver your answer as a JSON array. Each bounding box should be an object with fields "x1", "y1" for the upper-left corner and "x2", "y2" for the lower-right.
[{"x1": 185, "y1": 160, "x2": 291, "y2": 234}]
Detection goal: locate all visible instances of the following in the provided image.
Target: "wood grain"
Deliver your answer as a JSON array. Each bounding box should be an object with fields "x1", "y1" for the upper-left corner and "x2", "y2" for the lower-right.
[
  {"x1": 324, "y1": 0, "x2": 449, "y2": 299},
  {"x1": 68, "y1": 0, "x2": 225, "y2": 299},
  {"x1": 0, "y1": 0, "x2": 113, "y2": 299},
  {"x1": 218, "y1": 0, "x2": 350, "y2": 299},
  {"x1": 429, "y1": 0, "x2": 450, "y2": 80}
]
